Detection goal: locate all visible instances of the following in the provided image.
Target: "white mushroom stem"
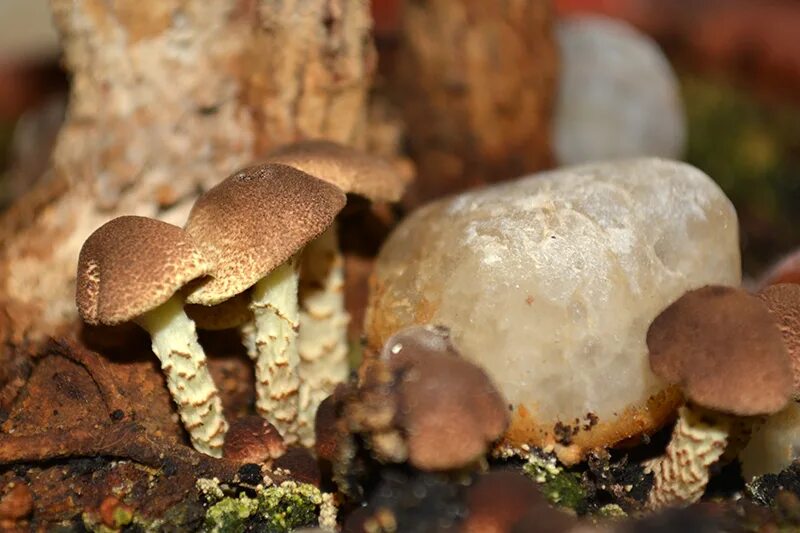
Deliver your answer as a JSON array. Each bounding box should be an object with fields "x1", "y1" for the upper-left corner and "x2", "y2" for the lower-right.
[
  {"x1": 135, "y1": 294, "x2": 228, "y2": 457},
  {"x1": 296, "y1": 223, "x2": 350, "y2": 446},
  {"x1": 645, "y1": 405, "x2": 730, "y2": 510},
  {"x1": 243, "y1": 254, "x2": 302, "y2": 443}
]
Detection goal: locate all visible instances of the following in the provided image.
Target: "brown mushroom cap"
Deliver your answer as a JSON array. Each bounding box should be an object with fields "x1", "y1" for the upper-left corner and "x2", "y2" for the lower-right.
[
  {"x1": 184, "y1": 164, "x2": 346, "y2": 305},
  {"x1": 758, "y1": 284, "x2": 800, "y2": 397},
  {"x1": 647, "y1": 285, "x2": 792, "y2": 416},
  {"x1": 185, "y1": 291, "x2": 253, "y2": 330},
  {"x1": 266, "y1": 140, "x2": 410, "y2": 203},
  {"x1": 385, "y1": 327, "x2": 510, "y2": 470},
  {"x1": 222, "y1": 415, "x2": 286, "y2": 464},
  {"x1": 76, "y1": 216, "x2": 210, "y2": 325}
]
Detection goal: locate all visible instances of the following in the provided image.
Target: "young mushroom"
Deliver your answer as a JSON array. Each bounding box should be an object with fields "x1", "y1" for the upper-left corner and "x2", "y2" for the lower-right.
[
  {"x1": 344, "y1": 325, "x2": 509, "y2": 471},
  {"x1": 644, "y1": 285, "x2": 792, "y2": 509},
  {"x1": 76, "y1": 216, "x2": 228, "y2": 456},
  {"x1": 184, "y1": 164, "x2": 346, "y2": 443},
  {"x1": 758, "y1": 283, "x2": 800, "y2": 397},
  {"x1": 264, "y1": 139, "x2": 411, "y2": 447}
]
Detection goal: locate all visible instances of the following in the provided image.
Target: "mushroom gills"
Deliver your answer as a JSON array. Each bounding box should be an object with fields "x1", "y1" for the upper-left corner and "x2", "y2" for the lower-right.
[
  {"x1": 135, "y1": 294, "x2": 228, "y2": 457},
  {"x1": 645, "y1": 405, "x2": 730, "y2": 509},
  {"x1": 241, "y1": 254, "x2": 302, "y2": 442},
  {"x1": 297, "y1": 223, "x2": 350, "y2": 447}
]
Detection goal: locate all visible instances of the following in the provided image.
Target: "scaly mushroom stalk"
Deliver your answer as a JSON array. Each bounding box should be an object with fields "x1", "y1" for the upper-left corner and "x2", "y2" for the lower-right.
[
  {"x1": 136, "y1": 294, "x2": 228, "y2": 457},
  {"x1": 76, "y1": 216, "x2": 230, "y2": 457},
  {"x1": 241, "y1": 255, "x2": 302, "y2": 440},
  {"x1": 644, "y1": 406, "x2": 730, "y2": 509},
  {"x1": 296, "y1": 222, "x2": 350, "y2": 446}
]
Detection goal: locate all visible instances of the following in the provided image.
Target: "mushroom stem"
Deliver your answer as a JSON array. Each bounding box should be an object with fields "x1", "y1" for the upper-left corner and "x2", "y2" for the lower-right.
[
  {"x1": 645, "y1": 405, "x2": 730, "y2": 509},
  {"x1": 244, "y1": 254, "x2": 302, "y2": 443},
  {"x1": 297, "y1": 222, "x2": 350, "y2": 446},
  {"x1": 135, "y1": 294, "x2": 228, "y2": 457}
]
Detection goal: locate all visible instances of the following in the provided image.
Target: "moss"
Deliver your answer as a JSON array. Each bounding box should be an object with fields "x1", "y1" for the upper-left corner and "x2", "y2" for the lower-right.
[
  {"x1": 201, "y1": 481, "x2": 324, "y2": 533},
  {"x1": 681, "y1": 75, "x2": 800, "y2": 273},
  {"x1": 523, "y1": 452, "x2": 588, "y2": 512},
  {"x1": 597, "y1": 503, "x2": 627, "y2": 518}
]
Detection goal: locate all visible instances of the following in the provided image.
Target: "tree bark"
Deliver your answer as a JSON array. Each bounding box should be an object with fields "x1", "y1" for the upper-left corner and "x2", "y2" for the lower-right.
[
  {"x1": 0, "y1": 0, "x2": 375, "y2": 344},
  {"x1": 395, "y1": 0, "x2": 558, "y2": 206}
]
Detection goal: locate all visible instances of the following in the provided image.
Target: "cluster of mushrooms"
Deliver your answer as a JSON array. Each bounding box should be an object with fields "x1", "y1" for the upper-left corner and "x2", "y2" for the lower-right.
[
  {"x1": 74, "y1": 141, "x2": 800, "y2": 527},
  {"x1": 75, "y1": 141, "x2": 408, "y2": 457}
]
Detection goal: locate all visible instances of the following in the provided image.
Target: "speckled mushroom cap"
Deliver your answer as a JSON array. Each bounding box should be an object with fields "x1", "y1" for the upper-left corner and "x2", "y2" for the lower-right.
[
  {"x1": 647, "y1": 285, "x2": 792, "y2": 416},
  {"x1": 184, "y1": 164, "x2": 346, "y2": 306},
  {"x1": 266, "y1": 140, "x2": 410, "y2": 203},
  {"x1": 758, "y1": 284, "x2": 800, "y2": 397},
  {"x1": 76, "y1": 216, "x2": 211, "y2": 326}
]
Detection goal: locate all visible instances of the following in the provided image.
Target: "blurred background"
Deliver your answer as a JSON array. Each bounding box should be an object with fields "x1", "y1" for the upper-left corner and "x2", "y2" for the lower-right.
[{"x1": 1, "y1": 0, "x2": 798, "y2": 277}]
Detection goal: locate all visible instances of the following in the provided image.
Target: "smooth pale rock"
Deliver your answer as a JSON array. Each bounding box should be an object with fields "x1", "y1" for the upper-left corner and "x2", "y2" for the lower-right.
[
  {"x1": 740, "y1": 402, "x2": 800, "y2": 480},
  {"x1": 366, "y1": 158, "x2": 740, "y2": 463},
  {"x1": 555, "y1": 16, "x2": 686, "y2": 165}
]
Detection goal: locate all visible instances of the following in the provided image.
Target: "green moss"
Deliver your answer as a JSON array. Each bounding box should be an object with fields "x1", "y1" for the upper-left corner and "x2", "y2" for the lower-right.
[
  {"x1": 597, "y1": 503, "x2": 627, "y2": 518},
  {"x1": 681, "y1": 75, "x2": 800, "y2": 273},
  {"x1": 523, "y1": 452, "x2": 588, "y2": 512},
  {"x1": 201, "y1": 481, "x2": 323, "y2": 533}
]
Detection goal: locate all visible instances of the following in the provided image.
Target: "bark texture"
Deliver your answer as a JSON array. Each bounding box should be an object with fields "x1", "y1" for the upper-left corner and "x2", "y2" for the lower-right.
[
  {"x1": 0, "y1": 0, "x2": 375, "y2": 344},
  {"x1": 396, "y1": 0, "x2": 558, "y2": 206}
]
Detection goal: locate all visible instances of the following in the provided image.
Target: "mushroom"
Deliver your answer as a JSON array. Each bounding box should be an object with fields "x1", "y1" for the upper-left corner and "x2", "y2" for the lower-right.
[
  {"x1": 347, "y1": 325, "x2": 509, "y2": 471},
  {"x1": 184, "y1": 164, "x2": 346, "y2": 443},
  {"x1": 264, "y1": 139, "x2": 410, "y2": 446},
  {"x1": 758, "y1": 284, "x2": 800, "y2": 396},
  {"x1": 223, "y1": 415, "x2": 286, "y2": 465},
  {"x1": 76, "y1": 216, "x2": 228, "y2": 456},
  {"x1": 644, "y1": 285, "x2": 792, "y2": 509}
]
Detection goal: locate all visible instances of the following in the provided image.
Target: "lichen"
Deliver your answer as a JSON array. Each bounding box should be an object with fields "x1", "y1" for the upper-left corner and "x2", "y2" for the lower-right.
[
  {"x1": 201, "y1": 481, "x2": 330, "y2": 533},
  {"x1": 523, "y1": 451, "x2": 588, "y2": 512}
]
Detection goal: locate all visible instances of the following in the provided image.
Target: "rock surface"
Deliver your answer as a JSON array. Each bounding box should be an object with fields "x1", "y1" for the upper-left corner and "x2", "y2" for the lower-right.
[
  {"x1": 366, "y1": 158, "x2": 740, "y2": 462},
  {"x1": 555, "y1": 15, "x2": 686, "y2": 165}
]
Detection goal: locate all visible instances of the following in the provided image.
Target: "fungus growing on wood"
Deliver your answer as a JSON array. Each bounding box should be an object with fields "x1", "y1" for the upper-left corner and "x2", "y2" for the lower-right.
[
  {"x1": 76, "y1": 216, "x2": 228, "y2": 456},
  {"x1": 645, "y1": 285, "x2": 792, "y2": 509},
  {"x1": 184, "y1": 164, "x2": 345, "y2": 443},
  {"x1": 264, "y1": 140, "x2": 410, "y2": 447}
]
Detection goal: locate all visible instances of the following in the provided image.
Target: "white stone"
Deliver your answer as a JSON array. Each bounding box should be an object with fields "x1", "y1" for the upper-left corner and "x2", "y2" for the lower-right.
[
  {"x1": 555, "y1": 16, "x2": 686, "y2": 165},
  {"x1": 366, "y1": 158, "x2": 740, "y2": 457}
]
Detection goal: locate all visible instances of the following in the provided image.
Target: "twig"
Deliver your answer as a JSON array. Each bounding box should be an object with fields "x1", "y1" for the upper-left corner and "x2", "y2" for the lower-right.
[{"x1": 0, "y1": 422, "x2": 240, "y2": 481}]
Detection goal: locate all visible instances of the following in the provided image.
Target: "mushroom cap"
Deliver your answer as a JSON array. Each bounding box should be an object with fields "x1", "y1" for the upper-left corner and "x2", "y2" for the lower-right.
[
  {"x1": 463, "y1": 471, "x2": 574, "y2": 533},
  {"x1": 266, "y1": 140, "x2": 410, "y2": 203},
  {"x1": 222, "y1": 415, "x2": 286, "y2": 464},
  {"x1": 758, "y1": 284, "x2": 800, "y2": 397},
  {"x1": 385, "y1": 327, "x2": 509, "y2": 471},
  {"x1": 185, "y1": 291, "x2": 253, "y2": 330},
  {"x1": 76, "y1": 216, "x2": 210, "y2": 325},
  {"x1": 184, "y1": 164, "x2": 346, "y2": 305},
  {"x1": 647, "y1": 285, "x2": 792, "y2": 416}
]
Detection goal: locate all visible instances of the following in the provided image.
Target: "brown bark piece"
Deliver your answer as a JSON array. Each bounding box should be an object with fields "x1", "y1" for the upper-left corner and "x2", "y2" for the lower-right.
[
  {"x1": 396, "y1": 0, "x2": 557, "y2": 206},
  {"x1": 0, "y1": 0, "x2": 375, "y2": 343}
]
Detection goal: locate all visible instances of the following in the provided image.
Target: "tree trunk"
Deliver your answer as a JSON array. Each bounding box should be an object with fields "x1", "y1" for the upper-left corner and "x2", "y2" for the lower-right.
[
  {"x1": 395, "y1": 0, "x2": 558, "y2": 206},
  {"x1": 0, "y1": 0, "x2": 375, "y2": 344}
]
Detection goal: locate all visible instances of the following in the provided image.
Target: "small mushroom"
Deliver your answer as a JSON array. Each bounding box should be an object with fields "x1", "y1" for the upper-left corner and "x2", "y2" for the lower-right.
[
  {"x1": 758, "y1": 284, "x2": 800, "y2": 397},
  {"x1": 347, "y1": 325, "x2": 509, "y2": 471},
  {"x1": 265, "y1": 139, "x2": 410, "y2": 447},
  {"x1": 644, "y1": 285, "x2": 792, "y2": 509},
  {"x1": 184, "y1": 164, "x2": 345, "y2": 443},
  {"x1": 76, "y1": 216, "x2": 228, "y2": 456},
  {"x1": 222, "y1": 415, "x2": 286, "y2": 465}
]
